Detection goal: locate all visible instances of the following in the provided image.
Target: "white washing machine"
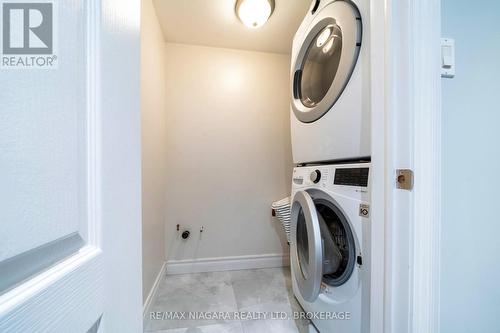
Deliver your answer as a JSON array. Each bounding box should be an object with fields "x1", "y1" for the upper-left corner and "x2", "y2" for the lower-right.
[
  {"x1": 290, "y1": 163, "x2": 370, "y2": 333},
  {"x1": 290, "y1": 0, "x2": 370, "y2": 164}
]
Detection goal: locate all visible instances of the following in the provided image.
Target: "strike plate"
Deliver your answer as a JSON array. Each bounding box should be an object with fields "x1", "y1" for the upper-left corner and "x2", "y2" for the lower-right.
[{"x1": 396, "y1": 169, "x2": 414, "y2": 190}]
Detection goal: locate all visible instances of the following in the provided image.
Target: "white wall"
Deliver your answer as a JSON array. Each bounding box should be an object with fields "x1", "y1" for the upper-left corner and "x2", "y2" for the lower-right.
[
  {"x1": 163, "y1": 43, "x2": 292, "y2": 264},
  {"x1": 141, "y1": 0, "x2": 167, "y2": 302},
  {"x1": 441, "y1": 1, "x2": 500, "y2": 332}
]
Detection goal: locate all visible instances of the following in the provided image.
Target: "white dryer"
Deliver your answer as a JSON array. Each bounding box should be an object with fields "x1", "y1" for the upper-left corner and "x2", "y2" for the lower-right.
[
  {"x1": 290, "y1": 163, "x2": 370, "y2": 333},
  {"x1": 290, "y1": 0, "x2": 370, "y2": 164}
]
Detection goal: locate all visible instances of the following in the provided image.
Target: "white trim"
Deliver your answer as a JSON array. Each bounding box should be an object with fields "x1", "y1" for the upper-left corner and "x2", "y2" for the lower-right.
[
  {"x1": 142, "y1": 262, "x2": 166, "y2": 317},
  {"x1": 380, "y1": 0, "x2": 442, "y2": 333},
  {"x1": 368, "y1": 0, "x2": 389, "y2": 332},
  {"x1": 382, "y1": 0, "x2": 412, "y2": 331},
  {"x1": 98, "y1": 0, "x2": 143, "y2": 330},
  {"x1": 86, "y1": 0, "x2": 101, "y2": 248},
  {"x1": 409, "y1": 1, "x2": 441, "y2": 332},
  {"x1": 166, "y1": 254, "x2": 290, "y2": 275}
]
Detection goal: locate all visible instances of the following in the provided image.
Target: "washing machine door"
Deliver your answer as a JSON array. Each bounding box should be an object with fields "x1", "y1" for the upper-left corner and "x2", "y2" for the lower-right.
[
  {"x1": 290, "y1": 190, "x2": 323, "y2": 302},
  {"x1": 291, "y1": 0, "x2": 362, "y2": 123}
]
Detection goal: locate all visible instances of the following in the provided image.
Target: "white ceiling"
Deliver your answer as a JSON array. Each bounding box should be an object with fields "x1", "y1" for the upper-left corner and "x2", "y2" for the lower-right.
[{"x1": 153, "y1": 0, "x2": 311, "y2": 54}]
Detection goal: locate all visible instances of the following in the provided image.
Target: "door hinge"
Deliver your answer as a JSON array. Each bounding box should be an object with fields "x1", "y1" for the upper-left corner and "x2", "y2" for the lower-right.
[{"x1": 396, "y1": 169, "x2": 414, "y2": 190}]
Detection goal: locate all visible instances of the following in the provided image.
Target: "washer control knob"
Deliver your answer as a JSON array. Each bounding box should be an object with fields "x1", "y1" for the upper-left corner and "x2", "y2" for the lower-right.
[{"x1": 310, "y1": 170, "x2": 321, "y2": 183}]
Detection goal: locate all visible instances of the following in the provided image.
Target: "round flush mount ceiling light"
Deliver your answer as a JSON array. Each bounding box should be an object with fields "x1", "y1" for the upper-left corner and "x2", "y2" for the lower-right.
[{"x1": 235, "y1": 0, "x2": 275, "y2": 29}]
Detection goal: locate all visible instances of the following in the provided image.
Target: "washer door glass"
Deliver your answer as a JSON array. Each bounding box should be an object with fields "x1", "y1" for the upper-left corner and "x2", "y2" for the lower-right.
[
  {"x1": 300, "y1": 24, "x2": 343, "y2": 108},
  {"x1": 315, "y1": 199, "x2": 356, "y2": 287},
  {"x1": 296, "y1": 208, "x2": 310, "y2": 278}
]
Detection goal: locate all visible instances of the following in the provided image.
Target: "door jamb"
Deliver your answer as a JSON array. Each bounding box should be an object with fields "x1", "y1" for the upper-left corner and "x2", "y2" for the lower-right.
[{"x1": 370, "y1": 0, "x2": 442, "y2": 332}]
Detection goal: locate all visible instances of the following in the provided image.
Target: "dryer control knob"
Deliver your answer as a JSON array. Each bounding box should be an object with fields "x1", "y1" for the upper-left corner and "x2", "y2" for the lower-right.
[{"x1": 310, "y1": 170, "x2": 321, "y2": 183}]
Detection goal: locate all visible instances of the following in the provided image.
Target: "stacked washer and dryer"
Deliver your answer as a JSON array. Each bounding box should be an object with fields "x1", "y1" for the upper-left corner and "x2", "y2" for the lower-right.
[{"x1": 289, "y1": 0, "x2": 371, "y2": 332}]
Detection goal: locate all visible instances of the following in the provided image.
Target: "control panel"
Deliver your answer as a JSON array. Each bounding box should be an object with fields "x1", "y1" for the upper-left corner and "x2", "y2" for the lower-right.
[
  {"x1": 333, "y1": 167, "x2": 369, "y2": 187},
  {"x1": 292, "y1": 164, "x2": 370, "y2": 192}
]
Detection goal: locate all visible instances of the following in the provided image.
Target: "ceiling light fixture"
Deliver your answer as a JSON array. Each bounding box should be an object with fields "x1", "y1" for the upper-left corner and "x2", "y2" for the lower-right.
[{"x1": 235, "y1": 0, "x2": 275, "y2": 29}]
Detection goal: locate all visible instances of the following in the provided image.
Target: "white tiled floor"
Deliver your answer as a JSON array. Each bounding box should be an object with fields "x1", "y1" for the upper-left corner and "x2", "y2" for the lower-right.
[{"x1": 143, "y1": 267, "x2": 318, "y2": 333}]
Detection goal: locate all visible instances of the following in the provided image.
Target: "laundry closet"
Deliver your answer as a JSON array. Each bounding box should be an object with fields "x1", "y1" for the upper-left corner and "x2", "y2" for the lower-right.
[
  {"x1": 141, "y1": 0, "x2": 298, "y2": 306},
  {"x1": 141, "y1": 0, "x2": 371, "y2": 332},
  {"x1": 2, "y1": 0, "x2": 497, "y2": 330}
]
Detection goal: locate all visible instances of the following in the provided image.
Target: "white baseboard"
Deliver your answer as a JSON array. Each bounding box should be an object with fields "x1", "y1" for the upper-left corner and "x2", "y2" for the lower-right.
[
  {"x1": 166, "y1": 253, "x2": 290, "y2": 275},
  {"x1": 143, "y1": 261, "x2": 166, "y2": 317}
]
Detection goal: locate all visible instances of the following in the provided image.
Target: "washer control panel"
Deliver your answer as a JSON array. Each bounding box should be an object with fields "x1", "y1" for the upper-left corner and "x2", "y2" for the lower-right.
[
  {"x1": 293, "y1": 167, "x2": 330, "y2": 188},
  {"x1": 292, "y1": 163, "x2": 371, "y2": 195},
  {"x1": 333, "y1": 167, "x2": 369, "y2": 187}
]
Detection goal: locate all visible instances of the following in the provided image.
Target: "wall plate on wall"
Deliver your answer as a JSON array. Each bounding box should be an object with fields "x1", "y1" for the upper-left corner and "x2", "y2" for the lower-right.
[{"x1": 441, "y1": 38, "x2": 455, "y2": 78}]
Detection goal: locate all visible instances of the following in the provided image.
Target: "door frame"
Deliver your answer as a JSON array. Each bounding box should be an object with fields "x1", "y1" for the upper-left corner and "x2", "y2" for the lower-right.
[{"x1": 369, "y1": 0, "x2": 441, "y2": 332}]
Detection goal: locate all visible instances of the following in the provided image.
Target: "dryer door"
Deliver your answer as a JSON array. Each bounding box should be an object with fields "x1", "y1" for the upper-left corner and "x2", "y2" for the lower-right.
[
  {"x1": 290, "y1": 190, "x2": 323, "y2": 302},
  {"x1": 291, "y1": 0, "x2": 362, "y2": 123}
]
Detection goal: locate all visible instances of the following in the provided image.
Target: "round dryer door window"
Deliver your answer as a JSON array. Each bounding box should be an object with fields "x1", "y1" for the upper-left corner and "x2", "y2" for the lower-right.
[
  {"x1": 299, "y1": 24, "x2": 343, "y2": 108},
  {"x1": 291, "y1": 0, "x2": 362, "y2": 123}
]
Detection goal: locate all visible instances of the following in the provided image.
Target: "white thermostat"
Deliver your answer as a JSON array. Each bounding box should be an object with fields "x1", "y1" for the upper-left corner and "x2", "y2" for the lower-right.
[{"x1": 441, "y1": 38, "x2": 455, "y2": 78}]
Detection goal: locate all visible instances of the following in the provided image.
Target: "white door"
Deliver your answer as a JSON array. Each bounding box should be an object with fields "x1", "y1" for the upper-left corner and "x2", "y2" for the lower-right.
[{"x1": 0, "y1": 0, "x2": 142, "y2": 332}]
